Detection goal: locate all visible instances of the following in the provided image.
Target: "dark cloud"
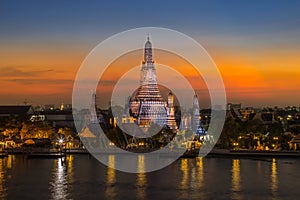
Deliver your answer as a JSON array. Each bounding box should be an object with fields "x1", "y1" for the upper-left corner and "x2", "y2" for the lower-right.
[
  {"x1": 3, "y1": 78, "x2": 73, "y2": 85},
  {"x1": 99, "y1": 79, "x2": 117, "y2": 86},
  {"x1": 0, "y1": 66, "x2": 62, "y2": 78},
  {"x1": 99, "y1": 78, "x2": 139, "y2": 86},
  {"x1": 0, "y1": 66, "x2": 71, "y2": 85}
]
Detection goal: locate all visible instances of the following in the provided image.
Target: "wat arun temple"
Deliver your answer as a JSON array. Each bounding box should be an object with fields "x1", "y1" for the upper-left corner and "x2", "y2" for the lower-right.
[{"x1": 128, "y1": 36, "x2": 178, "y2": 130}]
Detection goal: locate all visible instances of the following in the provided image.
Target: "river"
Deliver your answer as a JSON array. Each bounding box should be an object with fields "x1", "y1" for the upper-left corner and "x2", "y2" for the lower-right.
[{"x1": 0, "y1": 155, "x2": 299, "y2": 199}]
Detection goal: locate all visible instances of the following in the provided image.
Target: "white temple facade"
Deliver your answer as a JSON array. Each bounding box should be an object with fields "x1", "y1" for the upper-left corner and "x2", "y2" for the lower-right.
[{"x1": 129, "y1": 37, "x2": 176, "y2": 130}]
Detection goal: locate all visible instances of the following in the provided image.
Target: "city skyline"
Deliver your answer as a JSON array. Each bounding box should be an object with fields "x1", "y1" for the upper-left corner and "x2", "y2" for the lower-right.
[{"x1": 1, "y1": 0, "x2": 300, "y2": 108}]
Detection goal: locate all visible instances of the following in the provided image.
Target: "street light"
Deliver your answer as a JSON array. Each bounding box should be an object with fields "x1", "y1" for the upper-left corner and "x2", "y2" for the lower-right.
[
  {"x1": 57, "y1": 137, "x2": 65, "y2": 155},
  {"x1": 233, "y1": 142, "x2": 239, "y2": 149}
]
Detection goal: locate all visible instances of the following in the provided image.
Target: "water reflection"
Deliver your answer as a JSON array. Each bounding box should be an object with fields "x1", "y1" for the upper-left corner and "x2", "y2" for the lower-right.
[
  {"x1": 0, "y1": 158, "x2": 7, "y2": 199},
  {"x1": 66, "y1": 155, "x2": 74, "y2": 184},
  {"x1": 195, "y1": 157, "x2": 204, "y2": 189},
  {"x1": 180, "y1": 159, "x2": 188, "y2": 188},
  {"x1": 190, "y1": 157, "x2": 204, "y2": 190},
  {"x1": 50, "y1": 158, "x2": 68, "y2": 200},
  {"x1": 257, "y1": 160, "x2": 261, "y2": 175},
  {"x1": 6, "y1": 155, "x2": 13, "y2": 169},
  {"x1": 105, "y1": 155, "x2": 116, "y2": 200},
  {"x1": 231, "y1": 159, "x2": 241, "y2": 200},
  {"x1": 0, "y1": 155, "x2": 298, "y2": 199},
  {"x1": 136, "y1": 155, "x2": 147, "y2": 200},
  {"x1": 191, "y1": 157, "x2": 205, "y2": 198},
  {"x1": 271, "y1": 158, "x2": 278, "y2": 200},
  {"x1": 179, "y1": 159, "x2": 189, "y2": 199}
]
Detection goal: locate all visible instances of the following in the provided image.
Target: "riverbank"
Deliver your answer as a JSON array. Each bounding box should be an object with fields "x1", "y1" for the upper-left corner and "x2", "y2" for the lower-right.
[
  {"x1": 4, "y1": 147, "x2": 300, "y2": 158},
  {"x1": 209, "y1": 148, "x2": 300, "y2": 157}
]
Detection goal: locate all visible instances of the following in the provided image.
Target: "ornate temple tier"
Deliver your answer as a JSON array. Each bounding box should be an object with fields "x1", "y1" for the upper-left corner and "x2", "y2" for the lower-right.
[{"x1": 129, "y1": 36, "x2": 169, "y2": 128}]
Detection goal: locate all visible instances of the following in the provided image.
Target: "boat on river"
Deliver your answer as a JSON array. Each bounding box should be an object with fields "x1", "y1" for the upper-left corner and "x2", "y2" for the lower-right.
[
  {"x1": 26, "y1": 148, "x2": 66, "y2": 159},
  {"x1": 27, "y1": 152, "x2": 66, "y2": 159}
]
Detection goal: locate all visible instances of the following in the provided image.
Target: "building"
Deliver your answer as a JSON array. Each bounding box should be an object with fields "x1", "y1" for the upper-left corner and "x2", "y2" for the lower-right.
[
  {"x1": 0, "y1": 105, "x2": 34, "y2": 119},
  {"x1": 180, "y1": 112, "x2": 191, "y2": 130},
  {"x1": 128, "y1": 36, "x2": 168, "y2": 130},
  {"x1": 43, "y1": 110, "x2": 75, "y2": 130},
  {"x1": 227, "y1": 103, "x2": 256, "y2": 122},
  {"x1": 44, "y1": 104, "x2": 55, "y2": 110},
  {"x1": 192, "y1": 94, "x2": 200, "y2": 133},
  {"x1": 290, "y1": 134, "x2": 300, "y2": 150},
  {"x1": 226, "y1": 103, "x2": 278, "y2": 125},
  {"x1": 166, "y1": 92, "x2": 178, "y2": 130}
]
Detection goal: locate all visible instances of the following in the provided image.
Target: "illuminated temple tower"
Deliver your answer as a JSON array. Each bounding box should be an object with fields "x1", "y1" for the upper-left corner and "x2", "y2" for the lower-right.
[
  {"x1": 192, "y1": 94, "x2": 200, "y2": 133},
  {"x1": 129, "y1": 36, "x2": 168, "y2": 129},
  {"x1": 166, "y1": 92, "x2": 178, "y2": 130}
]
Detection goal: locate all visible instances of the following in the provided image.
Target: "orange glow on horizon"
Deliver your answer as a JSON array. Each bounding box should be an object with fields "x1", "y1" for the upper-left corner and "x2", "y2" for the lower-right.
[{"x1": 0, "y1": 40, "x2": 299, "y2": 107}]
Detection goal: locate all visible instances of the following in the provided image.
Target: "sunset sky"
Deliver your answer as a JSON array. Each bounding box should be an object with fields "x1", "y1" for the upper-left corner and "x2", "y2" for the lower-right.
[{"x1": 1, "y1": 0, "x2": 300, "y2": 108}]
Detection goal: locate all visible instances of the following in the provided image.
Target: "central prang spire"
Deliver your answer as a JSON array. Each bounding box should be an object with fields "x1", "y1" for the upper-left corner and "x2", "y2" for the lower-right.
[
  {"x1": 129, "y1": 36, "x2": 167, "y2": 129},
  {"x1": 140, "y1": 36, "x2": 157, "y2": 85},
  {"x1": 144, "y1": 34, "x2": 153, "y2": 64}
]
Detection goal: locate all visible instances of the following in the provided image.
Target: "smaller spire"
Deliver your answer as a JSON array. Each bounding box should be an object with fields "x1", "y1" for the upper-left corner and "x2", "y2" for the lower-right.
[{"x1": 147, "y1": 34, "x2": 150, "y2": 41}]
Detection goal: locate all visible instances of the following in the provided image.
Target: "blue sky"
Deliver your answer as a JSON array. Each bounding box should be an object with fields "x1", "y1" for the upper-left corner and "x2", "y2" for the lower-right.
[{"x1": 1, "y1": 0, "x2": 300, "y2": 41}]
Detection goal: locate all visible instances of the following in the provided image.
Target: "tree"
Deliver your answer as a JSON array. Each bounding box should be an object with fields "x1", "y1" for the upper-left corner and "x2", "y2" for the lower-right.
[
  {"x1": 243, "y1": 119, "x2": 264, "y2": 134},
  {"x1": 217, "y1": 116, "x2": 241, "y2": 149}
]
